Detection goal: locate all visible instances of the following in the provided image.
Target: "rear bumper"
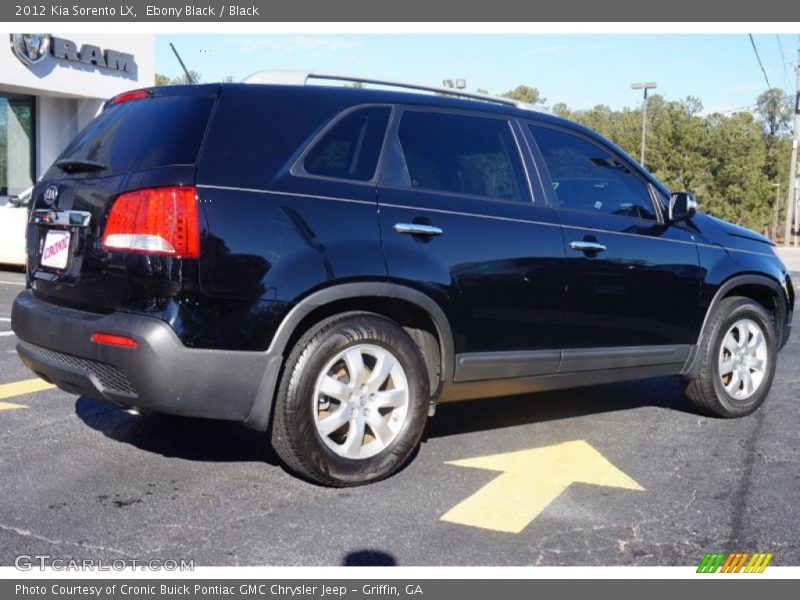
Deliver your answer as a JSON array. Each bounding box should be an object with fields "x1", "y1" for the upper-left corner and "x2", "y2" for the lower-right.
[{"x1": 11, "y1": 290, "x2": 281, "y2": 430}]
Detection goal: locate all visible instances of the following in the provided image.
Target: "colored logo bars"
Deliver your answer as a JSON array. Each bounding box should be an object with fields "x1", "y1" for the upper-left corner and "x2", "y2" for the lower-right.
[{"x1": 697, "y1": 552, "x2": 773, "y2": 573}]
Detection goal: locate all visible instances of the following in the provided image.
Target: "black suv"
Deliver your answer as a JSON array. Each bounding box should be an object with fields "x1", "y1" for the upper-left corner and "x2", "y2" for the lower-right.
[{"x1": 12, "y1": 77, "x2": 794, "y2": 486}]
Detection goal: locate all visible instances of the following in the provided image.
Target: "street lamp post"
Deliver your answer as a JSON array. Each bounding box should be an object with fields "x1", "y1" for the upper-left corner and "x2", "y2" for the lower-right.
[
  {"x1": 794, "y1": 176, "x2": 799, "y2": 247},
  {"x1": 631, "y1": 82, "x2": 658, "y2": 166}
]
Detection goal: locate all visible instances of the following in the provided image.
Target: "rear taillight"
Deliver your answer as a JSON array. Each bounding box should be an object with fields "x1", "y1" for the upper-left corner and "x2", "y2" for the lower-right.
[
  {"x1": 110, "y1": 89, "x2": 149, "y2": 105},
  {"x1": 91, "y1": 332, "x2": 138, "y2": 349},
  {"x1": 103, "y1": 186, "x2": 199, "y2": 258}
]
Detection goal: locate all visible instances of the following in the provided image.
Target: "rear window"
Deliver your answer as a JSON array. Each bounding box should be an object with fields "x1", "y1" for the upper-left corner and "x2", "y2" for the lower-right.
[{"x1": 56, "y1": 94, "x2": 215, "y2": 176}]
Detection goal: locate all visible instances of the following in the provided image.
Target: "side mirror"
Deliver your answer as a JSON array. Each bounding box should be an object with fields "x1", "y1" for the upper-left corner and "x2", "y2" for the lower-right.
[
  {"x1": 668, "y1": 192, "x2": 697, "y2": 222},
  {"x1": 7, "y1": 195, "x2": 22, "y2": 207}
]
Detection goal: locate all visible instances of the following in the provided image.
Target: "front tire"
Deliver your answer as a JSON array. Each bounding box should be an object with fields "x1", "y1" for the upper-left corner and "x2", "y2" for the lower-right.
[
  {"x1": 684, "y1": 297, "x2": 777, "y2": 417},
  {"x1": 271, "y1": 313, "x2": 430, "y2": 486}
]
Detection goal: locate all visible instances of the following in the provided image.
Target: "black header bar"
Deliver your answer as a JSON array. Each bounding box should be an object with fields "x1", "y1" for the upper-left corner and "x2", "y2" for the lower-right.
[{"x1": 3, "y1": 0, "x2": 800, "y2": 22}]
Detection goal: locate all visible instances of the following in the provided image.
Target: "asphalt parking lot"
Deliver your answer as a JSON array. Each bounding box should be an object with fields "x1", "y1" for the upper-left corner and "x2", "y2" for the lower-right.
[{"x1": 0, "y1": 266, "x2": 798, "y2": 567}]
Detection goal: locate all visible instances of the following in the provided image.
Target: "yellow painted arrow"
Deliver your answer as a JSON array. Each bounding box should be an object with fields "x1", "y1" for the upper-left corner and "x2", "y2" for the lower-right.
[{"x1": 441, "y1": 440, "x2": 644, "y2": 533}]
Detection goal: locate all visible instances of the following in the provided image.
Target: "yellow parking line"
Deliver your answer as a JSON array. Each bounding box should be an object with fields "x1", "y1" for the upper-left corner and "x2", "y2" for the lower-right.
[
  {"x1": 0, "y1": 401, "x2": 27, "y2": 411},
  {"x1": 0, "y1": 378, "x2": 55, "y2": 401}
]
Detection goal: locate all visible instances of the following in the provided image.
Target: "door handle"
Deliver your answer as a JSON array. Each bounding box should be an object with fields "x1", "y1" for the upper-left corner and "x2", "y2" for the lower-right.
[
  {"x1": 569, "y1": 240, "x2": 606, "y2": 253},
  {"x1": 394, "y1": 223, "x2": 443, "y2": 236}
]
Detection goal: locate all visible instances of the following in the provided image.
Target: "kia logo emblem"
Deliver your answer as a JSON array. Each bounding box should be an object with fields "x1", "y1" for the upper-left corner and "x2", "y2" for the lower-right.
[{"x1": 43, "y1": 185, "x2": 59, "y2": 207}]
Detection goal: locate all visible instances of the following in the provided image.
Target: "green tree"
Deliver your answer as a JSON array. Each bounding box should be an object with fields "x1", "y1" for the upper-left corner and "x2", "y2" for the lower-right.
[
  {"x1": 551, "y1": 102, "x2": 571, "y2": 118},
  {"x1": 703, "y1": 111, "x2": 772, "y2": 231},
  {"x1": 568, "y1": 103, "x2": 641, "y2": 158},
  {"x1": 154, "y1": 70, "x2": 202, "y2": 85},
  {"x1": 755, "y1": 88, "x2": 793, "y2": 182},
  {"x1": 646, "y1": 96, "x2": 710, "y2": 193},
  {"x1": 756, "y1": 88, "x2": 793, "y2": 139},
  {"x1": 502, "y1": 85, "x2": 545, "y2": 105}
]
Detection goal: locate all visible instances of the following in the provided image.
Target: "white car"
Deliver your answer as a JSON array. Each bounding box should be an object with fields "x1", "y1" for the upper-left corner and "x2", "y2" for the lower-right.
[{"x1": 0, "y1": 186, "x2": 32, "y2": 267}]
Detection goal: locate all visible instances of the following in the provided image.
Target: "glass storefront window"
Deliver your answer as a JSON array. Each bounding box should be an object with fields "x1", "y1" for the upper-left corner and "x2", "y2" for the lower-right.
[{"x1": 0, "y1": 93, "x2": 36, "y2": 197}]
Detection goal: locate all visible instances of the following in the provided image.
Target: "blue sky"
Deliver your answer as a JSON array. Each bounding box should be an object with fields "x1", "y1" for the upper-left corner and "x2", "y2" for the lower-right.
[{"x1": 155, "y1": 34, "x2": 798, "y2": 113}]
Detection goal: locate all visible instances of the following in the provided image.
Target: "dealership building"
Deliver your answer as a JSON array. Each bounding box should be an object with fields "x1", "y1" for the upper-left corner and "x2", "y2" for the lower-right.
[{"x1": 0, "y1": 34, "x2": 155, "y2": 200}]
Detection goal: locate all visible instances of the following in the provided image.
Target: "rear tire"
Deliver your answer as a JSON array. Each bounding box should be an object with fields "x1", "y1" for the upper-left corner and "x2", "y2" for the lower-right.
[
  {"x1": 684, "y1": 297, "x2": 776, "y2": 417},
  {"x1": 271, "y1": 313, "x2": 429, "y2": 486}
]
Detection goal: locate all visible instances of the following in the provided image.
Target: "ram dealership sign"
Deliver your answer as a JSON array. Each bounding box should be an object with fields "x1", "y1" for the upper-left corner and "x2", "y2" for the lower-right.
[{"x1": 10, "y1": 34, "x2": 135, "y2": 72}]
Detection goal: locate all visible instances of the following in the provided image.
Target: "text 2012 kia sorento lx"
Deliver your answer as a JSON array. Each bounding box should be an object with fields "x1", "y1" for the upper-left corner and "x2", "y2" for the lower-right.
[{"x1": 12, "y1": 73, "x2": 794, "y2": 486}]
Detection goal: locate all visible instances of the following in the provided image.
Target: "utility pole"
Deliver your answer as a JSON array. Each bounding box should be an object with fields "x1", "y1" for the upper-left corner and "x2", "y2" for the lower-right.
[
  {"x1": 794, "y1": 180, "x2": 799, "y2": 247},
  {"x1": 784, "y1": 39, "x2": 800, "y2": 247},
  {"x1": 631, "y1": 82, "x2": 658, "y2": 166}
]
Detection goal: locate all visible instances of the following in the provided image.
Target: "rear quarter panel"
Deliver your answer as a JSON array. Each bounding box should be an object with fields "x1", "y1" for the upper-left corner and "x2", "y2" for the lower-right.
[{"x1": 193, "y1": 86, "x2": 387, "y2": 350}]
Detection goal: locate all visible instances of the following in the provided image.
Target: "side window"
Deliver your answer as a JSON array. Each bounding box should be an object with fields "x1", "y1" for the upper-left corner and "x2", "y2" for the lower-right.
[
  {"x1": 396, "y1": 111, "x2": 528, "y2": 202},
  {"x1": 303, "y1": 106, "x2": 391, "y2": 181},
  {"x1": 530, "y1": 125, "x2": 657, "y2": 220}
]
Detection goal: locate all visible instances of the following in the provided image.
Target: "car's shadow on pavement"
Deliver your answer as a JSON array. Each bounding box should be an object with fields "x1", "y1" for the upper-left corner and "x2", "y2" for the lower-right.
[
  {"x1": 75, "y1": 376, "x2": 693, "y2": 463},
  {"x1": 74, "y1": 397, "x2": 281, "y2": 465},
  {"x1": 424, "y1": 376, "x2": 693, "y2": 440}
]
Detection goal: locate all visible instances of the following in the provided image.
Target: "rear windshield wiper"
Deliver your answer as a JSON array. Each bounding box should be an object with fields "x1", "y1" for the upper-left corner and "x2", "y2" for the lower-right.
[{"x1": 54, "y1": 158, "x2": 107, "y2": 173}]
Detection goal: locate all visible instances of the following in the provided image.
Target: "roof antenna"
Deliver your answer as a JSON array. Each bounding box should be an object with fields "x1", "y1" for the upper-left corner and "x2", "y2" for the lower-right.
[{"x1": 169, "y1": 42, "x2": 195, "y2": 84}]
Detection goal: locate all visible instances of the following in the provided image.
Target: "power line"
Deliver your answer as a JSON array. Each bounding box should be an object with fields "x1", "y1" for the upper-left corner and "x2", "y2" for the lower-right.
[
  {"x1": 748, "y1": 34, "x2": 772, "y2": 90},
  {"x1": 776, "y1": 34, "x2": 790, "y2": 91}
]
